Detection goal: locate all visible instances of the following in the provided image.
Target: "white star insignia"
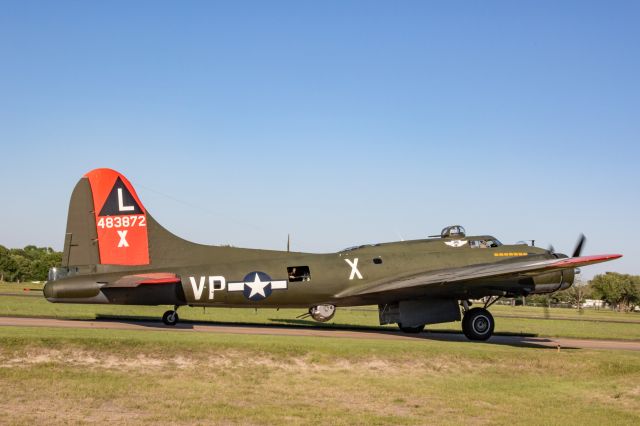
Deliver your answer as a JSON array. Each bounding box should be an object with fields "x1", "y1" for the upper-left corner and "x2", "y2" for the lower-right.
[{"x1": 245, "y1": 273, "x2": 270, "y2": 298}]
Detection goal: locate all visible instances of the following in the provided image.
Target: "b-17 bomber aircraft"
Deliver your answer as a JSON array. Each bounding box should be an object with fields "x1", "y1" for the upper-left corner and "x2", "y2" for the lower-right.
[{"x1": 45, "y1": 169, "x2": 622, "y2": 340}]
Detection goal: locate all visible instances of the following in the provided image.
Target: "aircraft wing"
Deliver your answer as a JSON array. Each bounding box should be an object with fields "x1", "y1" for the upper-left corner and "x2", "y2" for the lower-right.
[{"x1": 335, "y1": 254, "x2": 621, "y2": 298}]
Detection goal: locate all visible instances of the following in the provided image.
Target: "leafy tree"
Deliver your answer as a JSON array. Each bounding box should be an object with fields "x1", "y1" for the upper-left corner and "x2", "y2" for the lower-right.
[
  {"x1": 0, "y1": 245, "x2": 16, "y2": 282},
  {"x1": 0, "y1": 245, "x2": 62, "y2": 282},
  {"x1": 563, "y1": 278, "x2": 592, "y2": 309},
  {"x1": 10, "y1": 254, "x2": 30, "y2": 282},
  {"x1": 590, "y1": 273, "x2": 640, "y2": 312}
]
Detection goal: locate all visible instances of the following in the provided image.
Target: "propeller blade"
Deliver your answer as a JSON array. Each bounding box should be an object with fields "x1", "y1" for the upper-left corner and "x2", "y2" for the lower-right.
[
  {"x1": 572, "y1": 234, "x2": 586, "y2": 258},
  {"x1": 543, "y1": 300, "x2": 551, "y2": 319}
]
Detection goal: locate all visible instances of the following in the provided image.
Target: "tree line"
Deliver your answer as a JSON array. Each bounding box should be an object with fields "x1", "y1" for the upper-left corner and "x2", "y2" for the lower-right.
[{"x1": 0, "y1": 245, "x2": 62, "y2": 283}]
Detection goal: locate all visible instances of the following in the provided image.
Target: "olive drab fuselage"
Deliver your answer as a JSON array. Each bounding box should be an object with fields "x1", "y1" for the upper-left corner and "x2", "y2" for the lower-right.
[{"x1": 43, "y1": 169, "x2": 621, "y2": 340}]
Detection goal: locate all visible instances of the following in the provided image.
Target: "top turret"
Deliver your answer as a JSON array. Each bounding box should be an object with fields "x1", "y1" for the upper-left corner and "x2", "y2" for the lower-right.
[{"x1": 440, "y1": 225, "x2": 466, "y2": 238}]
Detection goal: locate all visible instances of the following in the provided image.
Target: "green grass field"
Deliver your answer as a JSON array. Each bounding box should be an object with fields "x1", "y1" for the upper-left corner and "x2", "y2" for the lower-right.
[{"x1": 0, "y1": 325, "x2": 639, "y2": 425}]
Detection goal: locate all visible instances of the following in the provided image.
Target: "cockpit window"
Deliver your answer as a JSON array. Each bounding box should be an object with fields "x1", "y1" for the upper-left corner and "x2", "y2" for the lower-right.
[{"x1": 469, "y1": 239, "x2": 502, "y2": 248}]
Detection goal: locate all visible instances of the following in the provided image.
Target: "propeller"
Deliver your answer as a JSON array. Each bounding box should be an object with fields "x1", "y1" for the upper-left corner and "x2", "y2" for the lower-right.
[
  {"x1": 572, "y1": 234, "x2": 586, "y2": 258},
  {"x1": 547, "y1": 234, "x2": 586, "y2": 258},
  {"x1": 539, "y1": 234, "x2": 588, "y2": 318}
]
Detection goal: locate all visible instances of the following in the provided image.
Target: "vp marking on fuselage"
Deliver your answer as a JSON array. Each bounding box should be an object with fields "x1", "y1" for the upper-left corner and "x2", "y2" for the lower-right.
[
  {"x1": 189, "y1": 276, "x2": 226, "y2": 301},
  {"x1": 188, "y1": 272, "x2": 290, "y2": 302}
]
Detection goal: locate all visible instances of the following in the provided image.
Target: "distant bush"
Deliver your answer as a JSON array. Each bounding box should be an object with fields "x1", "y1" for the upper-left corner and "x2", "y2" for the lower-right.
[
  {"x1": 591, "y1": 272, "x2": 640, "y2": 312},
  {"x1": 0, "y1": 245, "x2": 62, "y2": 282}
]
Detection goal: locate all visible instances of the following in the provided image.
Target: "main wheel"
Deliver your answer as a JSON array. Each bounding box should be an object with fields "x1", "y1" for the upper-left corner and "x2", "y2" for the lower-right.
[
  {"x1": 398, "y1": 323, "x2": 425, "y2": 334},
  {"x1": 462, "y1": 308, "x2": 494, "y2": 341},
  {"x1": 162, "y1": 310, "x2": 179, "y2": 326}
]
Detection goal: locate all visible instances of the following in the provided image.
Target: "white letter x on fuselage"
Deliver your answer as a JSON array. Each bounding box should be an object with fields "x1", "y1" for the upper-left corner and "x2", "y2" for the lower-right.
[{"x1": 345, "y1": 258, "x2": 363, "y2": 280}]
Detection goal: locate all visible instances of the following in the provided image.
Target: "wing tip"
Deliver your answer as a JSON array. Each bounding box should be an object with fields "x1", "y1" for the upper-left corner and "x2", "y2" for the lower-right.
[{"x1": 554, "y1": 253, "x2": 622, "y2": 268}]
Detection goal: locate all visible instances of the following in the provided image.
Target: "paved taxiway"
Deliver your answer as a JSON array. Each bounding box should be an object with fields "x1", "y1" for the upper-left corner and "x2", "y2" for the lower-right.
[{"x1": 1, "y1": 316, "x2": 639, "y2": 351}]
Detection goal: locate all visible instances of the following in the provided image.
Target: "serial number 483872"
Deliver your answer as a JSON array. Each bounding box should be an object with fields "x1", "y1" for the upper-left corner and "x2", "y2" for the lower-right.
[{"x1": 97, "y1": 215, "x2": 146, "y2": 229}]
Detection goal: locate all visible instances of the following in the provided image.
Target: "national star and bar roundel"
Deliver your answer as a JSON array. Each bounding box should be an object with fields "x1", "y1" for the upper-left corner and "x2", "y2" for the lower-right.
[{"x1": 85, "y1": 168, "x2": 150, "y2": 265}]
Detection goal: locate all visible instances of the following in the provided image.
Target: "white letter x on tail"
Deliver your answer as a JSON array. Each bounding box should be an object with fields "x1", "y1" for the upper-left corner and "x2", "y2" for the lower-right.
[
  {"x1": 345, "y1": 258, "x2": 363, "y2": 280},
  {"x1": 117, "y1": 230, "x2": 129, "y2": 247}
]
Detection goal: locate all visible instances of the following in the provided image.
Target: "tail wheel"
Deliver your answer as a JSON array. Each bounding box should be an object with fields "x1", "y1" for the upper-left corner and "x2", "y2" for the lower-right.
[
  {"x1": 398, "y1": 323, "x2": 425, "y2": 334},
  {"x1": 162, "y1": 310, "x2": 179, "y2": 326},
  {"x1": 462, "y1": 308, "x2": 494, "y2": 341}
]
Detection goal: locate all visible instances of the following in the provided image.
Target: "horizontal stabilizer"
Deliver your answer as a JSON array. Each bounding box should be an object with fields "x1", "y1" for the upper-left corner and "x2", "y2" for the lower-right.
[{"x1": 105, "y1": 273, "x2": 181, "y2": 288}]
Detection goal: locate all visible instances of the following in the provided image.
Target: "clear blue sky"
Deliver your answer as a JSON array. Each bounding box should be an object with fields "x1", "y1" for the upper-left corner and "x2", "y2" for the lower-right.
[{"x1": 1, "y1": 1, "x2": 638, "y2": 279}]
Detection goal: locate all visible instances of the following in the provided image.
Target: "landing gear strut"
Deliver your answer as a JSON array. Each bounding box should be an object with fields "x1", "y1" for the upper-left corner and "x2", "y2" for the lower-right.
[
  {"x1": 162, "y1": 305, "x2": 180, "y2": 326},
  {"x1": 460, "y1": 297, "x2": 499, "y2": 341}
]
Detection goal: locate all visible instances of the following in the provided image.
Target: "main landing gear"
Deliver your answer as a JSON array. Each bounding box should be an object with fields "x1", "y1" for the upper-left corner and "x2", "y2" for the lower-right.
[
  {"x1": 162, "y1": 305, "x2": 180, "y2": 326},
  {"x1": 460, "y1": 297, "x2": 500, "y2": 341}
]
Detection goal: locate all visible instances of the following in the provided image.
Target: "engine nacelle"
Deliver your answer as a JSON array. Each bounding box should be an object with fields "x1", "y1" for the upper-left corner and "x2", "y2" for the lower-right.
[
  {"x1": 529, "y1": 268, "x2": 575, "y2": 294},
  {"x1": 309, "y1": 304, "x2": 336, "y2": 322}
]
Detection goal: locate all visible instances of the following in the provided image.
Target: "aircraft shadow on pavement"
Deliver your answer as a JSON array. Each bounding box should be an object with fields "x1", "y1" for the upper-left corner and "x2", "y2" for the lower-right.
[
  {"x1": 269, "y1": 318, "x2": 570, "y2": 349},
  {"x1": 92, "y1": 314, "x2": 575, "y2": 350},
  {"x1": 94, "y1": 314, "x2": 196, "y2": 330}
]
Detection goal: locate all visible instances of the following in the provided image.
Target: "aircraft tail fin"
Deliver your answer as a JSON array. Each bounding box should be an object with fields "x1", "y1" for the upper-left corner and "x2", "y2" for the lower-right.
[
  {"x1": 60, "y1": 168, "x2": 275, "y2": 273},
  {"x1": 62, "y1": 168, "x2": 151, "y2": 268}
]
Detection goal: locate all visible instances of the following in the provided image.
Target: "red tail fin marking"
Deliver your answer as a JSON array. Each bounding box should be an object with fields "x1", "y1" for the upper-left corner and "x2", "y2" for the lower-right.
[{"x1": 84, "y1": 168, "x2": 150, "y2": 265}]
